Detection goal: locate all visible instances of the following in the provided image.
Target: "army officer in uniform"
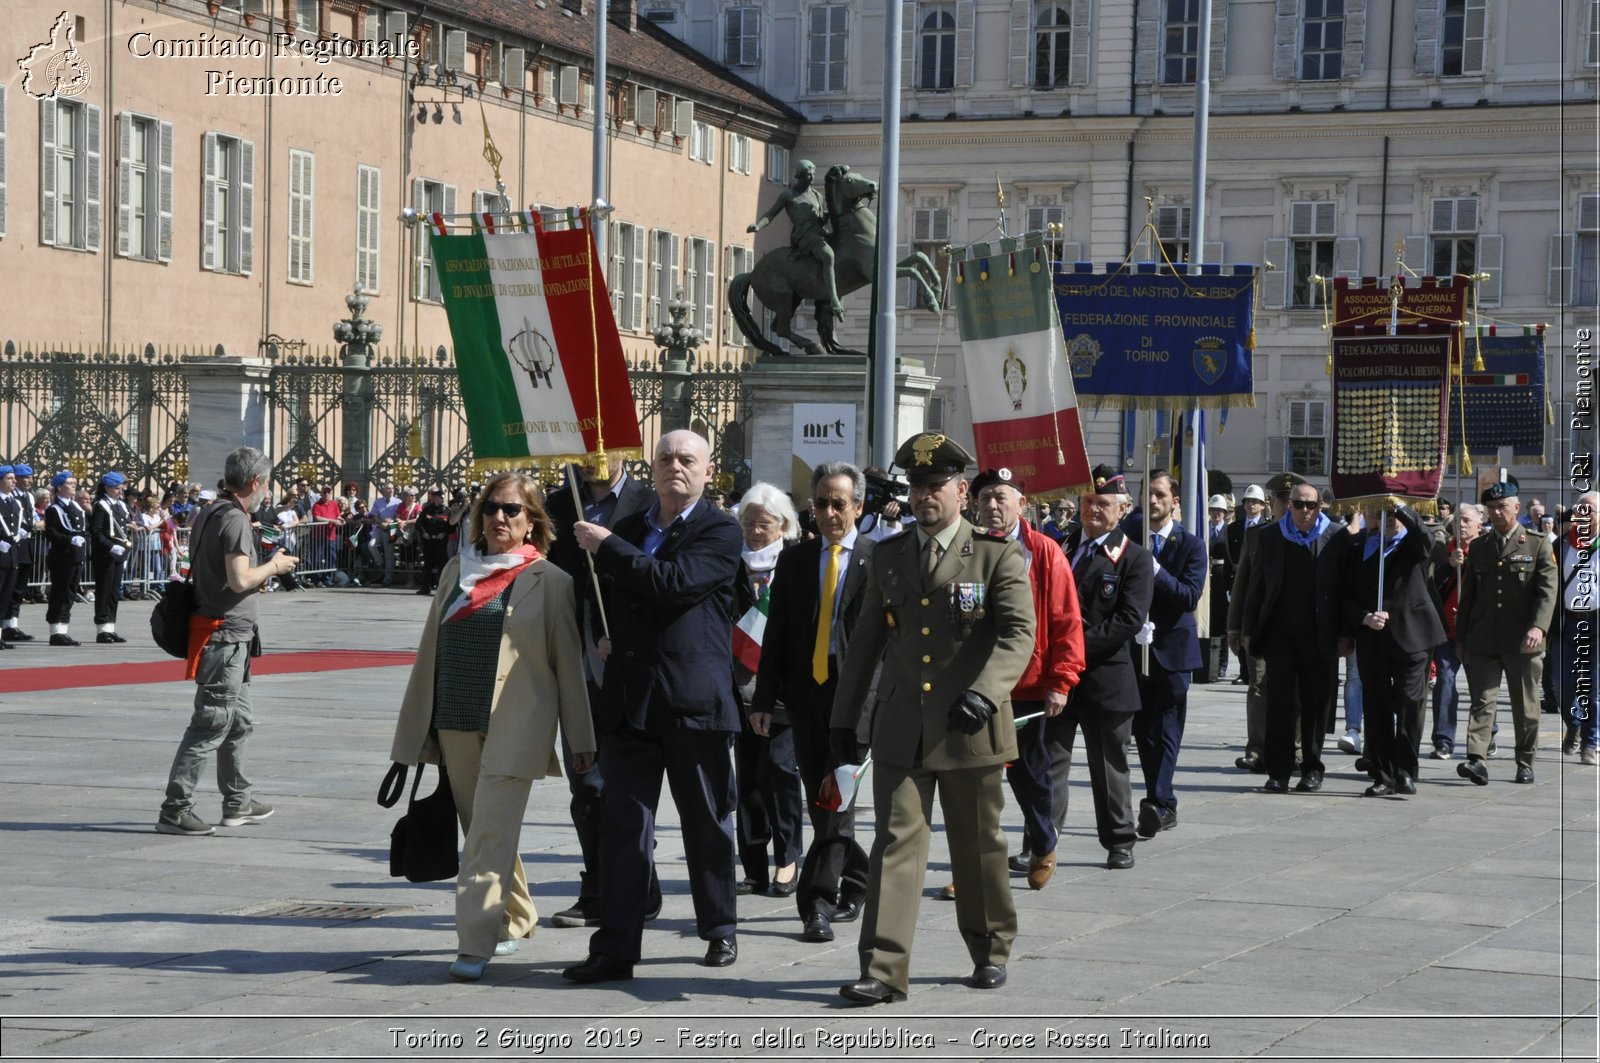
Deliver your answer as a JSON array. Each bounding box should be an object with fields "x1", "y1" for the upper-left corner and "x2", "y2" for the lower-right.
[
  {"x1": 829, "y1": 433, "x2": 1035, "y2": 1005},
  {"x1": 1456, "y1": 473, "x2": 1558, "y2": 785}
]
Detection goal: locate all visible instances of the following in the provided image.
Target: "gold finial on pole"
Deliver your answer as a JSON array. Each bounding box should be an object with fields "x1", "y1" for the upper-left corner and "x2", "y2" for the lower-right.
[{"x1": 479, "y1": 101, "x2": 504, "y2": 188}]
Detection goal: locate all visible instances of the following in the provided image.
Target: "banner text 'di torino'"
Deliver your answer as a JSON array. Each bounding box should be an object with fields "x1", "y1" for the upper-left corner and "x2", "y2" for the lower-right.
[{"x1": 429, "y1": 225, "x2": 640, "y2": 463}]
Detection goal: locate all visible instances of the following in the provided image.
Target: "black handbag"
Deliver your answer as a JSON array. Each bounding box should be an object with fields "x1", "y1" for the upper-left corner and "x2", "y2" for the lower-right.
[
  {"x1": 149, "y1": 578, "x2": 196, "y2": 659},
  {"x1": 378, "y1": 761, "x2": 459, "y2": 883}
]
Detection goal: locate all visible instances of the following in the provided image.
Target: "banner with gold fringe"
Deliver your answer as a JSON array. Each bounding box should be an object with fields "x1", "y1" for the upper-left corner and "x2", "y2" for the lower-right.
[
  {"x1": 428, "y1": 213, "x2": 642, "y2": 469},
  {"x1": 1052, "y1": 261, "x2": 1258, "y2": 409},
  {"x1": 1331, "y1": 334, "x2": 1450, "y2": 506},
  {"x1": 1447, "y1": 327, "x2": 1548, "y2": 466}
]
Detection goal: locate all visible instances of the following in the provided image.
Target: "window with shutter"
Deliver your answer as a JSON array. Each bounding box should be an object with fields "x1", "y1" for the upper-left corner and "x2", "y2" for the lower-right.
[
  {"x1": 1301, "y1": 0, "x2": 1345, "y2": 79},
  {"x1": 807, "y1": 5, "x2": 849, "y2": 94},
  {"x1": 43, "y1": 99, "x2": 101, "y2": 252},
  {"x1": 1428, "y1": 196, "x2": 1479, "y2": 278},
  {"x1": 911, "y1": 207, "x2": 950, "y2": 309},
  {"x1": 727, "y1": 133, "x2": 751, "y2": 175},
  {"x1": 1289, "y1": 201, "x2": 1337, "y2": 307},
  {"x1": 1155, "y1": 204, "x2": 1191, "y2": 263},
  {"x1": 1573, "y1": 194, "x2": 1600, "y2": 307},
  {"x1": 287, "y1": 148, "x2": 314, "y2": 284},
  {"x1": 633, "y1": 87, "x2": 657, "y2": 127},
  {"x1": 413, "y1": 177, "x2": 450, "y2": 301},
  {"x1": 629, "y1": 226, "x2": 647, "y2": 332},
  {"x1": 199, "y1": 131, "x2": 256, "y2": 274},
  {"x1": 766, "y1": 143, "x2": 790, "y2": 183},
  {"x1": 356, "y1": 164, "x2": 381, "y2": 293},
  {"x1": 444, "y1": 30, "x2": 467, "y2": 73},
  {"x1": 1164, "y1": 0, "x2": 1202, "y2": 84},
  {"x1": 503, "y1": 48, "x2": 526, "y2": 90},
  {"x1": 157, "y1": 120, "x2": 173, "y2": 262},
  {"x1": 236, "y1": 137, "x2": 253, "y2": 274},
  {"x1": 558, "y1": 66, "x2": 580, "y2": 106},
  {"x1": 673, "y1": 98, "x2": 694, "y2": 136},
  {"x1": 919, "y1": 4, "x2": 957, "y2": 91},
  {"x1": 1439, "y1": 0, "x2": 1487, "y2": 76},
  {"x1": 1033, "y1": 3, "x2": 1071, "y2": 88},
  {"x1": 1283, "y1": 399, "x2": 1328, "y2": 474},
  {"x1": 117, "y1": 113, "x2": 166, "y2": 261}
]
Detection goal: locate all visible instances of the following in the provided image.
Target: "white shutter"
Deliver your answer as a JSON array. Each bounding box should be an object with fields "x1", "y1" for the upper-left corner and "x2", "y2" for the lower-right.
[
  {"x1": 1272, "y1": 0, "x2": 1297, "y2": 80},
  {"x1": 724, "y1": 246, "x2": 738, "y2": 342},
  {"x1": 1334, "y1": 236, "x2": 1361, "y2": 279},
  {"x1": 704, "y1": 239, "x2": 717, "y2": 338},
  {"x1": 0, "y1": 83, "x2": 7, "y2": 239},
  {"x1": 1265, "y1": 436, "x2": 1288, "y2": 474},
  {"x1": 629, "y1": 229, "x2": 646, "y2": 331},
  {"x1": 40, "y1": 100, "x2": 56, "y2": 247},
  {"x1": 1287, "y1": 401, "x2": 1308, "y2": 437},
  {"x1": 1307, "y1": 401, "x2": 1327, "y2": 437},
  {"x1": 442, "y1": 29, "x2": 466, "y2": 72},
  {"x1": 503, "y1": 47, "x2": 525, "y2": 90},
  {"x1": 558, "y1": 66, "x2": 579, "y2": 105},
  {"x1": 385, "y1": 11, "x2": 408, "y2": 50},
  {"x1": 684, "y1": 238, "x2": 699, "y2": 325},
  {"x1": 1476, "y1": 233, "x2": 1503, "y2": 306},
  {"x1": 1548, "y1": 233, "x2": 1574, "y2": 306},
  {"x1": 1262, "y1": 237, "x2": 1289, "y2": 308},
  {"x1": 609, "y1": 219, "x2": 625, "y2": 320},
  {"x1": 671, "y1": 232, "x2": 681, "y2": 306},
  {"x1": 363, "y1": 8, "x2": 380, "y2": 42},
  {"x1": 412, "y1": 178, "x2": 426, "y2": 297},
  {"x1": 157, "y1": 121, "x2": 173, "y2": 262},
  {"x1": 1069, "y1": 0, "x2": 1093, "y2": 85},
  {"x1": 582, "y1": 74, "x2": 593, "y2": 113},
  {"x1": 84, "y1": 104, "x2": 101, "y2": 252},
  {"x1": 954, "y1": 0, "x2": 976, "y2": 87},
  {"x1": 237, "y1": 137, "x2": 254, "y2": 273},
  {"x1": 1008, "y1": 0, "x2": 1031, "y2": 87},
  {"x1": 649, "y1": 229, "x2": 664, "y2": 328},
  {"x1": 1403, "y1": 234, "x2": 1427, "y2": 276},
  {"x1": 674, "y1": 98, "x2": 694, "y2": 136},
  {"x1": 201, "y1": 132, "x2": 218, "y2": 270},
  {"x1": 117, "y1": 113, "x2": 132, "y2": 256},
  {"x1": 634, "y1": 87, "x2": 657, "y2": 126}
]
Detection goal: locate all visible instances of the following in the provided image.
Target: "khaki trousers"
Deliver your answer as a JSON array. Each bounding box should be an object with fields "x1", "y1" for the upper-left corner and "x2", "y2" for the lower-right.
[
  {"x1": 1463, "y1": 652, "x2": 1544, "y2": 769},
  {"x1": 437, "y1": 729, "x2": 537, "y2": 958},
  {"x1": 858, "y1": 762, "x2": 1015, "y2": 995}
]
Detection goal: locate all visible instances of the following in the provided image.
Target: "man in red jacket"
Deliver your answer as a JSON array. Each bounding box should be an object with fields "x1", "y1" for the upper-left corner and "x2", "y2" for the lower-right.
[{"x1": 967, "y1": 468, "x2": 1085, "y2": 890}]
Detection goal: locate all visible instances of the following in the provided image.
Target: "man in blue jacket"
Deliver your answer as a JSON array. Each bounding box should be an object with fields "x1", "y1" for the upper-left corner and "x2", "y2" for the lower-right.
[
  {"x1": 1128, "y1": 471, "x2": 1207, "y2": 837},
  {"x1": 562, "y1": 430, "x2": 744, "y2": 984}
]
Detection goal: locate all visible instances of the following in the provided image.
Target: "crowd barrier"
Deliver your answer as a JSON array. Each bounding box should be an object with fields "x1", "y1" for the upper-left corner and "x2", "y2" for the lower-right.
[{"x1": 12, "y1": 516, "x2": 444, "y2": 600}]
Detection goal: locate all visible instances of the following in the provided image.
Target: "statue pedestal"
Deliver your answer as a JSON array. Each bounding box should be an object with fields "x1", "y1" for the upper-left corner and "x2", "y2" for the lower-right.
[
  {"x1": 745, "y1": 355, "x2": 939, "y2": 496},
  {"x1": 181, "y1": 358, "x2": 272, "y2": 491}
]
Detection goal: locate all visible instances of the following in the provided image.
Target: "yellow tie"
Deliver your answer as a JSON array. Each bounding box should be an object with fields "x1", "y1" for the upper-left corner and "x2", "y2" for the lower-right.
[{"x1": 813, "y1": 543, "x2": 842, "y2": 684}]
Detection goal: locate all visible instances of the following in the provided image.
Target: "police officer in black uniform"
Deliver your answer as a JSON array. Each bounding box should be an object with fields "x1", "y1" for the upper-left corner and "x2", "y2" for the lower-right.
[
  {"x1": 90, "y1": 471, "x2": 133, "y2": 643},
  {"x1": 414, "y1": 486, "x2": 453, "y2": 594},
  {"x1": 0, "y1": 464, "x2": 20, "y2": 650},
  {"x1": 43, "y1": 470, "x2": 88, "y2": 647}
]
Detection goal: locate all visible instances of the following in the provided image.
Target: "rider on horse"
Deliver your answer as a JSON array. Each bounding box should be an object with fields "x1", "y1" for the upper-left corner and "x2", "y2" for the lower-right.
[{"x1": 748, "y1": 159, "x2": 844, "y2": 319}]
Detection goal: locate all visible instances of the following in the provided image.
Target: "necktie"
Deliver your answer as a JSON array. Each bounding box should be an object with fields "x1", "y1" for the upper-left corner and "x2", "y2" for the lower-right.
[
  {"x1": 923, "y1": 537, "x2": 941, "y2": 581},
  {"x1": 813, "y1": 544, "x2": 842, "y2": 685},
  {"x1": 1072, "y1": 541, "x2": 1092, "y2": 577},
  {"x1": 1151, "y1": 532, "x2": 1164, "y2": 558}
]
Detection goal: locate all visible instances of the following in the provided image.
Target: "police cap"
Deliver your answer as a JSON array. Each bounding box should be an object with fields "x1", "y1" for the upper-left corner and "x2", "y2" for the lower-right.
[{"x1": 894, "y1": 432, "x2": 974, "y2": 481}]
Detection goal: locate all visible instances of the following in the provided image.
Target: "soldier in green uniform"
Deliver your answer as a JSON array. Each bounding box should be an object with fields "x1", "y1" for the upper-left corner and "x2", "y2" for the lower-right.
[
  {"x1": 1456, "y1": 473, "x2": 1558, "y2": 785},
  {"x1": 829, "y1": 432, "x2": 1035, "y2": 1005}
]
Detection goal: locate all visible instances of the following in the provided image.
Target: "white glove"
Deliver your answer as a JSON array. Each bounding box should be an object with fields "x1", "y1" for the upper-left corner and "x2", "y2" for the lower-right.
[
  {"x1": 0, "y1": 541, "x2": 10, "y2": 554},
  {"x1": 1135, "y1": 620, "x2": 1156, "y2": 646},
  {"x1": 110, "y1": 545, "x2": 126, "y2": 558},
  {"x1": 70, "y1": 535, "x2": 85, "y2": 548}
]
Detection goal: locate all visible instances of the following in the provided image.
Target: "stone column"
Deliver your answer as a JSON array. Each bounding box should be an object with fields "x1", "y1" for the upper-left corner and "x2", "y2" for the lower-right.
[{"x1": 180, "y1": 357, "x2": 272, "y2": 492}]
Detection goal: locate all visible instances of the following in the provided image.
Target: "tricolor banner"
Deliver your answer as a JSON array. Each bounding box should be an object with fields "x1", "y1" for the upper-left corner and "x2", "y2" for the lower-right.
[
  {"x1": 1447, "y1": 329, "x2": 1549, "y2": 465},
  {"x1": 733, "y1": 583, "x2": 769, "y2": 674},
  {"x1": 951, "y1": 234, "x2": 1092, "y2": 497},
  {"x1": 428, "y1": 218, "x2": 642, "y2": 466},
  {"x1": 1330, "y1": 334, "x2": 1451, "y2": 505}
]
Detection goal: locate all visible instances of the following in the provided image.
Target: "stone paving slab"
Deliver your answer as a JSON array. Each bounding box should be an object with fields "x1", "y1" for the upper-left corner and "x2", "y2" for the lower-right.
[{"x1": 0, "y1": 590, "x2": 1595, "y2": 1061}]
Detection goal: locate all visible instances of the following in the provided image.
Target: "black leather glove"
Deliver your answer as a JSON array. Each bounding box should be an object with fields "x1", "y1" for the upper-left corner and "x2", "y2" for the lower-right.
[
  {"x1": 830, "y1": 726, "x2": 866, "y2": 766},
  {"x1": 947, "y1": 689, "x2": 997, "y2": 735}
]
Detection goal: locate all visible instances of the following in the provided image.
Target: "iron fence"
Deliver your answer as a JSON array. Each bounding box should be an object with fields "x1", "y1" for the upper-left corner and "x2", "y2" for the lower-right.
[{"x1": 2, "y1": 339, "x2": 758, "y2": 498}]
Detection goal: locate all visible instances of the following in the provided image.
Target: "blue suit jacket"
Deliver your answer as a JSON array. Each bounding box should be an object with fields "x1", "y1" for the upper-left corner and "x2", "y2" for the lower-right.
[
  {"x1": 1122, "y1": 518, "x2": 1208, "y2": 671},
  {"x1": 593, "y1": 500, "x2": 744, "y2": 732}
]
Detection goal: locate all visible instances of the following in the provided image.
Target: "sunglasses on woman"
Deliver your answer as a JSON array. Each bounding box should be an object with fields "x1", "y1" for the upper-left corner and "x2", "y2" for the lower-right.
[{"x1": 481, "y1": 501, "x2": 524, "y2": 518}]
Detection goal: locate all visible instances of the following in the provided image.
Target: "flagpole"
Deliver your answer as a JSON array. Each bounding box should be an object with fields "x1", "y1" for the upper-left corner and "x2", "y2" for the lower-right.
[
  {"x1": 1141, "y1": 408, "x2": 1153, "y2": 675},
  {"x1": 566, "y1": 464, "x2": 612, "y2": 641},
  {"x1": 591, "y1": 1, "x2": 608, "y2": 264},
  {"x1": 870, "y1": 0, "x2": 903, "y2": 469}
]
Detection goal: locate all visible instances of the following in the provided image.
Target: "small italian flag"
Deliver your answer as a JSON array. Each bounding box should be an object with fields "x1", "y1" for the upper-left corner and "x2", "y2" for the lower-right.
[{"x1": 732, "y1": 583, "x2": 769, "y2": 673}]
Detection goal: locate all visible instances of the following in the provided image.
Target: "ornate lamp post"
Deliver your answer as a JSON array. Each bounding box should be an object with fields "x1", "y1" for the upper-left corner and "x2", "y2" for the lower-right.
[
  {"x1": 333, "y1": 286, "x2": 383, "y2": 493},
  {"x1": 654, "y1": 291, "x2": 703, "y2": 433}
]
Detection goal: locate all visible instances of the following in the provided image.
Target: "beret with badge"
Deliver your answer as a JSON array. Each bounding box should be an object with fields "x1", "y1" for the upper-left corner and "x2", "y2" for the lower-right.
[
  {"x1": 1480, "y1": 470, "x2": 1518, "y2": 505},
  {"x1": 970, "y1": 467, "x2": 1025, "y2": 496},
  {"x1": 1085, "y1": 462, "x2": 1128, "y2": 496},
  {"x1": 893, "y1": 432, "x2": 975, "y2": 480}
]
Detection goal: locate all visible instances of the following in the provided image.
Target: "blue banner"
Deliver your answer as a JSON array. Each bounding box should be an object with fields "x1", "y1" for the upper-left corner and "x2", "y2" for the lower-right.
[
  {"x1": 1447, "y1": 332, "x2": 1547, "y2": 463},
  {"x1": 1054, "y1": 264, "x2": 1257, "y2": 409}
]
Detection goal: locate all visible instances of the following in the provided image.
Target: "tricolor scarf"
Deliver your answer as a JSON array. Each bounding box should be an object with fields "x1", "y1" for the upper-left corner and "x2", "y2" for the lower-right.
[
  {"x1": 440, "y1": 542, "x2": 541, "y2": 624},
  {"x1": 1279, "y1": 511, "x2": 1331, "y2": 550},
  {"x1": 1568, "y1": 525, "x2": 1595, "y2": 552}
]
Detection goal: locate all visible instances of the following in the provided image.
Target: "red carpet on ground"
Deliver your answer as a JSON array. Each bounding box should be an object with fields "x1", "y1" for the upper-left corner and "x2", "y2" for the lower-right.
[{"x1": 0, "y1": 649, "x2": 416, "y2": 694}]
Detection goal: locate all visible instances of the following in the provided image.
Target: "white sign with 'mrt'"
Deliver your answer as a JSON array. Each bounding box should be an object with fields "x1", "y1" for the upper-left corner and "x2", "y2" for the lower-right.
[{"x1": 791, "y1": 403, "x2": 858, "y2": 493}]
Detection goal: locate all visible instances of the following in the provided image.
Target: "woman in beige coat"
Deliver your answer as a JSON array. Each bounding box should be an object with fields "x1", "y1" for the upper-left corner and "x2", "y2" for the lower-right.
[{"x1": 390, "y1": 472, "x2": 596, "y2": 981}]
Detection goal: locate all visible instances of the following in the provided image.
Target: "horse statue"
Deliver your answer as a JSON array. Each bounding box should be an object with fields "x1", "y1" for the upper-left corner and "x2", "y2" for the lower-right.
[{"x1": 728, "y1": 164, "x2": 944, "y2": 357}]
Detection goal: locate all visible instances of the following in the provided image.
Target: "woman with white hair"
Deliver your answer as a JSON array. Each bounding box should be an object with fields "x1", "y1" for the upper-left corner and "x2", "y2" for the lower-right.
[{"x1": 732, "y1": 482, "x2": 805, "y2": 897}]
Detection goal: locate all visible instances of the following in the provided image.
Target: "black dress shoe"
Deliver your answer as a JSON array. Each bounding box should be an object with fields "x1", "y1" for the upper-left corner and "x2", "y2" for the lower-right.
[
  {"x1": 1514, "y1": 766, "x2": 1535, "y2": 784},
  {"x1": 1363, "y1": 781, "x2": 1396, "y2": 797},
  {"x1": 1261, "y1": 777, "x2": 1289, "y2": 793},
  {"x1": 1157, "y1": 807, "x2": 1178, "y2": 832},
  {"x1": 550, "y1": 897, "x2": 601, "y2": 928},
  {"x1": 969, "y1": 964, "x2": 1007, "y2": 989},
  {"x1": 1234, "y1": 753, "x2": 1264, "y2": 773},
  {"x1": 831, "y1": 900, "x2": 862, "y2": 923},
  {"x1": 561, "y1": 954, "x2": 634, "y2": 984},
  {"x1": 1396, "y1": 774, "x2": 1417, "y2": 795},
  {"x1": 802, "y1": 913, "x2": 834, "y2": 942},
  {"x1": 95, "y1": 632, "x2": 118, "y2": 644},
  {"x1": 1106, "y1": 847, "x2": 1134, "y2": 870},
  {"x1": 840, "y1": 977, "x2": 906, "y2": 1005},
  {"x1": 1, "y1": 628, "x2": 33, "y2": 641},
  {"x1": 49, "y1": 634, "x2": 80, "y2": 647},
  {"x1": 735, "y1": 879, "x2": 761, "y2": 896},
  {"x1": 1295, "y1": 770, "x2": 1324, "y2": 792},
  {"x1": 1007, "y1": 851, "x2": 1032, "y2": 874},
  {"x1": 1457, "y1": 758, "x2": 1489, "y2": 786},
  {"x1": 703, "y1": 935, "x2": 737, "y2": 967},
  {"x1": 1136, "y1": 802, "x2": 1161, "y2": 838}
]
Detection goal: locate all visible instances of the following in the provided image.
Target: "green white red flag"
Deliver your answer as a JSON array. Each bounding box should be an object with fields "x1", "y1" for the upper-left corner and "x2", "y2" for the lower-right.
[
  {"x1": 732, "y1": 582, "x2": 769, "y2": 674},
  {"x1": 427, "y1": 214, "x2": 641, "y2": 466}
]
